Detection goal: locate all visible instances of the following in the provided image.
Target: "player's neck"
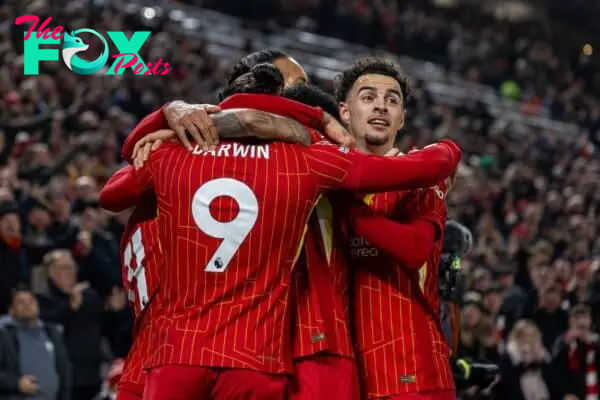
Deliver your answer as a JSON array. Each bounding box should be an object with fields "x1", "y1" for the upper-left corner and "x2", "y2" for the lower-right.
[
  {"x1": 365, "y1": 143, "x2": 393, "y2": 156},
  {"x1": 353, "y1": 134, "x2": 393, "y2": 155}
]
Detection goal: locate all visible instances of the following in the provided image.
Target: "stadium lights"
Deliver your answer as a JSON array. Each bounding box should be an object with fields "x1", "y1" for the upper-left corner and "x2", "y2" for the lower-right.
[
  {"x1": 170, "y1": 10, "x2": 185, "y2": 22},
  {"x1": 143, "y1": 7, "x2": 156, "y2": 20}
]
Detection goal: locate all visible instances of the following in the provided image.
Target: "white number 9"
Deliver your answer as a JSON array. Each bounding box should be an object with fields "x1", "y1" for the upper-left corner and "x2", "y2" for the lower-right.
[{"x1": 192, "y1": 178, "x2": 259, "y2": 273}]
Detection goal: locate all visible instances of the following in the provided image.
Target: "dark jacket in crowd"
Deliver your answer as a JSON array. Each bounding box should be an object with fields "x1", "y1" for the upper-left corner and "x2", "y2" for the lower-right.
[
  {"x1": 552, "y1": 335, "x2": 600, "y2": 400},
  {"x1": 494, "y1": 354, "x2": 563, "y2": 400},
  {"x1": 0, "y1": 240, "x2": 29, "y2": 315},
  {"x1": 0, "y1": 320, "x2": 71, "y2": 400},
  {"x1": 532, "y1": 308, "x2": 569, "y2": 351},
  {"x1": 37, "y1": 281, "x2": 104, "y2": 390}
]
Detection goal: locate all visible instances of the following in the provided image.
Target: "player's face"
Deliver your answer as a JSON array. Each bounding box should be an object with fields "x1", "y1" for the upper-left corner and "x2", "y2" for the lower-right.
[
  {"x1": 273, "y1": 57, "x2": 308, "y2": 88},
  {"x1": 339, "y1": 74, "x2": 405, "y2": 150}
]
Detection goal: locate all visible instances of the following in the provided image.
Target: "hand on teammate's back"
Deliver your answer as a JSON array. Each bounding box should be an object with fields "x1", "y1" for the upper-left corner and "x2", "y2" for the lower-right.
[
  {"x1": 132, "y1": 129, "x2": 177, "y2": 169},
  {"x1": 163, "y1": 101, "x2": 222, "y2": 151}
]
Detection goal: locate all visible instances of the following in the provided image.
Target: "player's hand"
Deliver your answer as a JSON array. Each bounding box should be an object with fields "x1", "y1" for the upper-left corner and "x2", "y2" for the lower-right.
[
  {"x1": 321, "y1": 112, "x2": 356, "y2": 149},
  {"x1": 132, "y1": 129, "x2": 176, "y2": 169},
  {"x1": 163, "y1": 101, "x2": 222, "y2": 151},
  {"x1": 69, "y1": 281, "x2": 90, "y2": 310},
  {"x1": 18, "y1": 375, "x2": 39, "y2": 394}
]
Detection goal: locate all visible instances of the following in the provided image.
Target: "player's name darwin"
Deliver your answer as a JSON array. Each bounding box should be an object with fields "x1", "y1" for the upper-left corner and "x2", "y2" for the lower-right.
[{"x1": 192, "y1": 143, "x2": 270, "y2": 159}]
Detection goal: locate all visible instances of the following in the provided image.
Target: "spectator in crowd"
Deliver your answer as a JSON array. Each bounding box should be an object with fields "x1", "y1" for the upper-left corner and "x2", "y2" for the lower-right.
[
  {"x1": 0, "y1": 202, "x2": 28, "y2": 315},
  {"x1": 552, "y1": 304, "x2": 600, "y2": 400},
  {"x1": 531, "y1": 285, "x2": 569, "y2": 351},
  {"x1": 494, "y1": 319, "x2": 562, "y2": 400},
  {"x1": 0, "y1": 285, "x2": 71, "y2": 400},
  {"x1": 458, "y1": 292, "x2": 498, "y2": 361},
  {"x1": 35, "y1": 250, "x2": 106, "y2": 400}
]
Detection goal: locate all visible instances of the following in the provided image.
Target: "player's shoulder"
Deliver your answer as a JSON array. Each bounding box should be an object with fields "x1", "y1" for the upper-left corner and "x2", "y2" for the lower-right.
[{"x1": 308, "y1": 140, "x2": 352, "y2": 154}]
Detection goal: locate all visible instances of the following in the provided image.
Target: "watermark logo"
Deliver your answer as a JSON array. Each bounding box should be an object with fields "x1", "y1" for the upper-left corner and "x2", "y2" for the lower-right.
[{"x1": 16, "y1": 15, "x2": 171, "y2": 76}]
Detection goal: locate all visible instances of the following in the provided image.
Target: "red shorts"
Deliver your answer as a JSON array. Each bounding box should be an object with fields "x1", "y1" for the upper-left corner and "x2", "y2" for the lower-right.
[
  {"x1": 143, "y1": 365, "x2": 288, "y2": 400},
  {"x1": 116, "y1": 388, "x2": 143, "y2": 400},
  {"x1": 289, "y1": 355, "x2": 360, "y2": 400},
  {"x1": 387, "y1": 390, "x2": 456, "y2": 400}
]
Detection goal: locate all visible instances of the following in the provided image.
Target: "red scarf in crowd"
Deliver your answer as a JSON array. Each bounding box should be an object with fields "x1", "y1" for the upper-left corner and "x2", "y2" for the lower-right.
[{"x1": 568, "y1": 338, "x2": 598, "y2": 400}]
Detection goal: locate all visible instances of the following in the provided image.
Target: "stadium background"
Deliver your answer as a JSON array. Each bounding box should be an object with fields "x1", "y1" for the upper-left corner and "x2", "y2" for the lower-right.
[{"x1": 1, "y1": 0, "x2": 600, "y2": 398}]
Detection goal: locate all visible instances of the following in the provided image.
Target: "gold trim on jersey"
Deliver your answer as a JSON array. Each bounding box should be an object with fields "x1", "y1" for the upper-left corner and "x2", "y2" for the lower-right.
[
  {"x1": 315, "y1": 197, "x2": 334, "y2": 264},
  {"x1": 362, "y1": 194, "x2": 376, "y2": 206},
  {"x1": 419, "y1": 262, "x2": 427, "y2": 291}
]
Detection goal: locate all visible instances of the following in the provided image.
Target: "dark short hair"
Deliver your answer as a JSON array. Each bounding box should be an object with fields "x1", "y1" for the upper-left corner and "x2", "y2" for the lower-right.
[
  {"x1": 334, "y1": 56, "x2": 411, "y2": 103},
  {"x1": 570, "y1": 304, "x2": 591, "y2": 318},
  {"x1": 219, "y1": 63, "x2": 284, "y2": 101},
  {"x1": 10, "y1": 284, "x2": 34, "y2": 305},
  {"x1": 227, "y1": 49, "x2": 290, "y2": 85},
  {"x1": 283, "y1": 84, "x2": 340, "y2": 121}
]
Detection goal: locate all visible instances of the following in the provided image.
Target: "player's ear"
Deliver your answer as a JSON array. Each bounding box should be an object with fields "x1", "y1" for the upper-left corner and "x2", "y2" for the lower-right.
[
  {"x1": 339, "y1": 102, "x2": 350, "y2": 126},
  {"x1": 398, "y1": 109, "x2": 406, "y2": 130}
]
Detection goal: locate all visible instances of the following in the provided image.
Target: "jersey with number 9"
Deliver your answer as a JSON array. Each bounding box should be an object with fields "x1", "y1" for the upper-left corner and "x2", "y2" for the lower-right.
[
  {"x1": 115, "y1": 138, "x2": 459, "y2": 375},
  {"x1": 118, "y1": 205, "x2": 163, "y2": 397}
]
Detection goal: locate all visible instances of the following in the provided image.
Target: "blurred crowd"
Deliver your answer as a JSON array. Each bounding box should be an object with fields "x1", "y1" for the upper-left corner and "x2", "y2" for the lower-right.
[{"x1": 2, "y1": 0, "x2": 600, "y2": 399}]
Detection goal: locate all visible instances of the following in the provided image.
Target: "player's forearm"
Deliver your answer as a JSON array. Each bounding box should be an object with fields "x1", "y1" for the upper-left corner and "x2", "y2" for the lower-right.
[
  {"x1": 100, "y1": 167, "x2": 149, "y2": 212},
  {"x1": 350, "y1": 207, "x2": 436, "y2": 268},
  {"x1": 121, "y1": 105, "x2": 170, "y2": 162},
  {"x1": 219, "y1": 93, "x2": 325, "y2": 130},
  {"x1": 347, "y1": 140, "x2": 461, "y2": 192},
  {"x1": 211, "y1": 109, "x2": 312, "y2": 146}
]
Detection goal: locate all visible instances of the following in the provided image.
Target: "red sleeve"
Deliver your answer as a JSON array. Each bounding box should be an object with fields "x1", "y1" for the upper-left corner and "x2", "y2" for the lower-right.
[
  {"x1": 219, "y1": 94, "x2": 324, "y2": 130},
  {"x1": 400, "y1": 181, "x2": 448, "y2": 240},
  {"x1": 99, "y1": 165, "x2": 154, "y2": 212},
  {"x1": 305, "y1": 139, "x2": 461, "y2": 192},
  {"x1": 121, "y1": 104, "x2": 170, "y2": 163},
  {"x1": 348, "y1": 200, "x2": 436, "y2": 269}
]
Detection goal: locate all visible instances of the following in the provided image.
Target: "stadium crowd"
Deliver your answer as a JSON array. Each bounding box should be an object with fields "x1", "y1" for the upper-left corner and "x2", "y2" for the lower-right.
[{"x1": 1, "y1": 0, "x2": 600, "y2": 399}]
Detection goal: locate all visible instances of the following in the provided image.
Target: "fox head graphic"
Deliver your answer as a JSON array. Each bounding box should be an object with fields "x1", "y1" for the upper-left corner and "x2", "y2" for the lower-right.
[
  {"x1": 61, "y1": 29, "x2": 109, "y2": 75},
  {"x1": 62, "y1": 32, "x2": 89, "y2": 71}
]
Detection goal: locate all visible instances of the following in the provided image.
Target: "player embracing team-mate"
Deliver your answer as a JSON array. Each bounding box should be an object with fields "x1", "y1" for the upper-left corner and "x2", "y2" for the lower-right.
[{"x1": 100, "y1": 50, "x2": 462, "y2": 400}]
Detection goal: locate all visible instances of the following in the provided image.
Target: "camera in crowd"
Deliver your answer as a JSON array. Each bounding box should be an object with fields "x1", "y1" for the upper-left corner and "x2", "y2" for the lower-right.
[
  {"x1": 439, "y1": 221, "x2": 499, "y2": 390},
  {"x1": 452, "y1": 356, "x2": 499, "y2": 390},
  {"x1": 439, "y1": 220, "x2": 472, "y2": 302}
]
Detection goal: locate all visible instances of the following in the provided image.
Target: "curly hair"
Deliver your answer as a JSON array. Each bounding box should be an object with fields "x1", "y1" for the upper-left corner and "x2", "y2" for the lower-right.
[{"x1": 334, "y1": 56, "x2": 411, "y2": 103}]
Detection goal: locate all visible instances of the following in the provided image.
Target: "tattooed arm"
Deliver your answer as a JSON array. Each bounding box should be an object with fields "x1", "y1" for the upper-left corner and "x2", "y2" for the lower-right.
[
  {"x1": 129, "y1": 108, "x2": 315, "y2": 166},
  {"x1": 212, "y1": 109, "x2": 312, "y2": 146}
]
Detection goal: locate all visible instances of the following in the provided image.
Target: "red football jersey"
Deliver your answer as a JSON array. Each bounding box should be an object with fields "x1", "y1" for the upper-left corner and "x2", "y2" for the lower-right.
[
  {"x1": 118, "y1": 207, "x2": 163, "y2": 395},
  {"x1": 349, "y1": 182, "x2": 454, "y2": 398},
  {"x1": 111, "y1": 139, "x2": 459, "y2": 375},
  {"x1": 292, "y1": 197, "x2": 354, "y2": 359}
]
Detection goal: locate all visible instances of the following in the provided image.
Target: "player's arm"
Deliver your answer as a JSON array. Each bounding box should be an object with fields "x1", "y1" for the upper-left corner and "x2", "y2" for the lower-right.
[
  {"x1": 121, "y1": 104, "x2": 171, "y2": 163},
  {"x1": 122, "y1": 95, "x2": 332, "y2": 162},
  {"x1": 306, "y1": 140, "x2": 461, "y2": 193},
  {"x1": 100, "y1": 160, "x2": 156, "y2": 212},
  {"x1": 347, "y1": 201, "x2": 437, "y2": 269},
  {"x1": 208, "y1": 109, "x2": 312, "y2": 145},
  {"x1": 349, "y1": 181, "x2": 447, "y2": 268}
]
